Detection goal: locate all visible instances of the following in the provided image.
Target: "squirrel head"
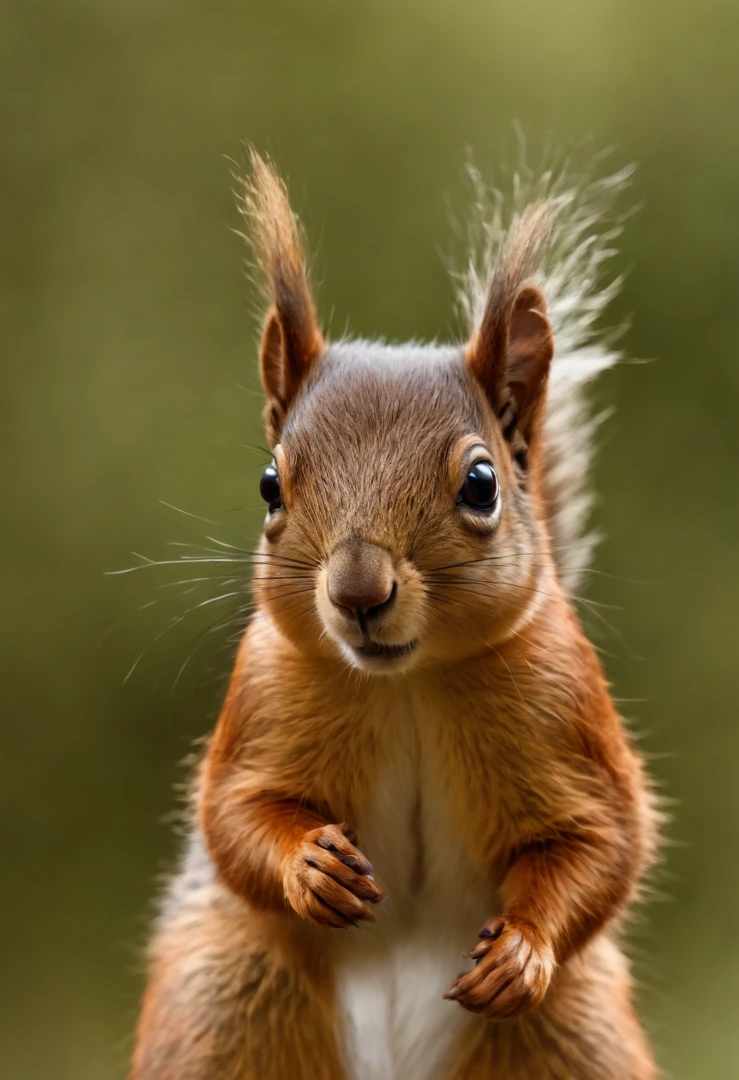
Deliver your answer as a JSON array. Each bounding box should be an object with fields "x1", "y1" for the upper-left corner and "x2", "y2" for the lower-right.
[{"x1": 243, "y1": 152, "x2": 556, "y2": 675}]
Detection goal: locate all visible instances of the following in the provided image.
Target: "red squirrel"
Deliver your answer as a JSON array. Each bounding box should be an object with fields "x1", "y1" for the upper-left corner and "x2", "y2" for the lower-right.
[{"x1": 129, "y1": 151, "x2": 660, "y2": 1080}]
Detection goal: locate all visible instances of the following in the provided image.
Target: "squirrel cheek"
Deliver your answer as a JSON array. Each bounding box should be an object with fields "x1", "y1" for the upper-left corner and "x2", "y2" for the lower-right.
[{"x1": 386, "y1": 570, "x2": 426, "y2": 639}]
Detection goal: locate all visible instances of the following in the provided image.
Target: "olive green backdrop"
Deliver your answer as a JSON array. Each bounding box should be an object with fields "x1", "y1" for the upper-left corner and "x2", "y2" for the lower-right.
[{"x1": 3, "y1": 1, "x2": 738, "y2": 1077}]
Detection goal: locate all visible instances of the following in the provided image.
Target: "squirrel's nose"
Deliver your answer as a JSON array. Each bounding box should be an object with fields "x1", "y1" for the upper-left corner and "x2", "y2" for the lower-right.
[{"x1": 327, "y1": 537, "x2": 396, "y2": 621}]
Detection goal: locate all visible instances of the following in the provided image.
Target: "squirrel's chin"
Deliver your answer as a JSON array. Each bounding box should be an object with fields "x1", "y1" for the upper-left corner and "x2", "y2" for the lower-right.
[{"x1": 336, "y1": 639, "x2": 420, "y2": 676}]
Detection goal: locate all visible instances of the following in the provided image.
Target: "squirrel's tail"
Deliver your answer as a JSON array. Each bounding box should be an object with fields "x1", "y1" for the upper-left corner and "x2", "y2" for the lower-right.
[{"x1": 454, "y1": 152, "x2": 634, "y2": 593}]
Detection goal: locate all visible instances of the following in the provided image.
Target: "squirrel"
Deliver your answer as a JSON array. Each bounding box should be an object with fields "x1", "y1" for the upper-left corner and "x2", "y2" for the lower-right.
[{"x1": 128, "y1": 150, "x2": 660, "y2": 1080}]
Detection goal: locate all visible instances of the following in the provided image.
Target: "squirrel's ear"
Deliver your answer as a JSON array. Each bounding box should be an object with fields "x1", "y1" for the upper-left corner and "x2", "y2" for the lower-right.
[
  {"x1": 240, "y1": 150, "x2": 324, "y2": 445},
  {"x1": 467, "y1": 283, "x2": 553, "y2": 460}
]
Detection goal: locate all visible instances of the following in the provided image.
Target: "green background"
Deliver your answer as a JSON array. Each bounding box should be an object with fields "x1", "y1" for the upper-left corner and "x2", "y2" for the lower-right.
[{"x1": 3, "y1": 2, "x2": 738, "y2": 1077}]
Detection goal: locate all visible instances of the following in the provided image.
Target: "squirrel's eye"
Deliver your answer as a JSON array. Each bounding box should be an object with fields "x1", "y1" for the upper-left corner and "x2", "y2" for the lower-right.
[
  {"x1": 259, "y1": 464, "x2": 282, "y2": 512},
  {"x1": 458, "y1": 461, "x2": 499, "y2": 512}
]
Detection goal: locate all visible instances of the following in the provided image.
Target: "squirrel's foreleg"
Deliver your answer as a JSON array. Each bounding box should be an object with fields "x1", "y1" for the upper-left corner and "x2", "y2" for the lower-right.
[{"x1": 446, "y1": 805, "x2": 644, "y2": 1020}]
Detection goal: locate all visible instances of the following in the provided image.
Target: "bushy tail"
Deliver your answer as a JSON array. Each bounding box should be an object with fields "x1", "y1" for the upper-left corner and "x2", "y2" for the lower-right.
[{"x1": 454, "y1": 153, "x2": 634, "y2": 593}]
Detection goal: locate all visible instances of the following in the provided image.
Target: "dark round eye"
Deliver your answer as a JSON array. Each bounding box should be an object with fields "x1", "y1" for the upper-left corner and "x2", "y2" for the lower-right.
[
  {"x1": 458, "y1": 461, "x2": 499, "y2": 512},
  {"x1": 259, "y1": 464, "x2": 282, "y2": 512}
]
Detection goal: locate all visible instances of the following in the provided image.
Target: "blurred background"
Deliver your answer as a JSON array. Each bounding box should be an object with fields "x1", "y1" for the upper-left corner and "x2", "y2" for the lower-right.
[{"x1": 2, "y1": 1, "x2": 738, "y2": 1077}]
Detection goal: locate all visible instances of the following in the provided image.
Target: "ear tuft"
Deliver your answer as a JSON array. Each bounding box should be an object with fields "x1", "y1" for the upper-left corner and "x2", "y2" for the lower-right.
[
  {"x1": 238, "y1": 150, "x2": 324, "y2": 442},
  {"x1": 466, "y1": 203, "x2": 555, "y2": 460}
]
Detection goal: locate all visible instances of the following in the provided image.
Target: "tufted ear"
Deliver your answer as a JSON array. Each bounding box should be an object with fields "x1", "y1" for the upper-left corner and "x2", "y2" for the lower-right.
[
  {"x1": 465, "y1": 200, "x2": 555, "y2": 466},
  {"x1": 467, "y1": 280, "x2": 553, "y2": 468},
  {"x1": 240, "y1": 150, "x2": 324, "y2": 445}
]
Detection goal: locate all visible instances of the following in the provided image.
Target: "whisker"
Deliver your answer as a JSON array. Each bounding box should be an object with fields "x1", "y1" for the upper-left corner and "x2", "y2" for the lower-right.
[
  {"x1": 157, "y1": 607, "x2": 255, "y2": 695},
  {"x1": 166, "y1": 541, "x2": 250, "y2": 557},
  {"x1": 256, "y1": 586, "x2": 315, "y2": 602},
  {"x1": 427, "y1": 577, "x2": 636, "y2": 659},
  {"x1": 249, "y1": 551, "x2": 321, "y2": 568},
  {"x1": 251, "y1": 573, "x2": 314, "y2": 582},
  {"x1": 426, "y1": 574, "x2": 623, "y2": 613},
  {"x1": 429, "y1": 581, "x2": 545, "y2": 622},
  {"x1": 108, "y1": 555, "x2": 249, "y2": 575},
  {"x1": 424, "y1": 545, "x2": 576, "y2": 575},
  {"x1": 157, "y1": 575, "x2": 242, "y2": 590},
  {"x1": 158, "y1": 500, "x2": 252, "y2": 540},
  {"x1": 204, "y1": 535, "x2": 254, "y2": 554},
  {"x1": 122, "y1": 590, "x2": 253, "y2": 683},
  {"x1": 426, "y1": 590, "x2": 539, "y2": 672}
]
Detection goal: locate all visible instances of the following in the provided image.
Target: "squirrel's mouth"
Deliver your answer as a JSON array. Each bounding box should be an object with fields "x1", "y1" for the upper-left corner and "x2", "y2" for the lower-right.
[{"x1": 353, "y1": 639, "x2": 418, "y2": 661}]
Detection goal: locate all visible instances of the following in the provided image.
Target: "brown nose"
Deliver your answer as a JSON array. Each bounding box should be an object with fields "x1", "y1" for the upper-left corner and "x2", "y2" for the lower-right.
[{"x1": 327, "y1": 537, "x2": 396, "y2": 621}]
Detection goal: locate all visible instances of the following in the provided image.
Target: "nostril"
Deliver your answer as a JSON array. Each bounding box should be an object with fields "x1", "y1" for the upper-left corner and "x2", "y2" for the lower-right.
[
  {"x1": 365, "y1": 581, "x2": 397, "y2": 621},
  {"x1": 331, "y1": 598, "x2": 360, "y2": 620},
  {"x1": 327, "y1": 580, "x2": 396, "y2": 621}
]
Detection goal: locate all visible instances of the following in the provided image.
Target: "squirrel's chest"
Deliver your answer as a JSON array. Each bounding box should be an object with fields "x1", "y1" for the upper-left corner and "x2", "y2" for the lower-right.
[
  {"x1": 359, "y1": 712, "x2": 490, "y2": 909},
  {"x1": 332, "y1": 695, "x2": 493, "y2": 1080},
  {"x1": 350, "y1": 690, "x2": 501, "y2": 908}
]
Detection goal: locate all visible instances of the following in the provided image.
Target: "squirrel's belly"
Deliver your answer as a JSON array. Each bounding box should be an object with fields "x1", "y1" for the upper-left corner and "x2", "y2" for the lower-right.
[{"x1": 332, "y1": 712, "x2": 492, "y2": 1080}]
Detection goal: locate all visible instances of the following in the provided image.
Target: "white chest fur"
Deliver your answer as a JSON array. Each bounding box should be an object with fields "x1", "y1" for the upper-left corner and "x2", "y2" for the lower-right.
[{"x1": 332, "y1": 692, "x2": 492, "y2": 1080}]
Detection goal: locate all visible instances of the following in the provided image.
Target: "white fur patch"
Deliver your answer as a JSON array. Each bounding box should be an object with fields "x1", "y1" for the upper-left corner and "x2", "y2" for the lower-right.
[{"x1": 332, "y1": 694, "x2": 490, "y2": 1080}]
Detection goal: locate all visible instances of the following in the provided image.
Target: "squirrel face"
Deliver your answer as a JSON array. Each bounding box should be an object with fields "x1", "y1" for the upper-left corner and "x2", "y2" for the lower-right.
[
  {"x1": 253, "y1": 342, "x2": 552, "y2": 675},
  {"x1": 244, "y1": 153, "x2": 555, "y2": 675}
]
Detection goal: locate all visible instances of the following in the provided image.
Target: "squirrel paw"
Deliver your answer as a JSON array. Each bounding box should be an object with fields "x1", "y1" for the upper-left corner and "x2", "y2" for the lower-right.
[
  {"x1": 444, "y1": 916, "x2": 555, "y2": 1019},
  {"x1": 284, "y1": 823, "x2": 383, "y2": 929}
]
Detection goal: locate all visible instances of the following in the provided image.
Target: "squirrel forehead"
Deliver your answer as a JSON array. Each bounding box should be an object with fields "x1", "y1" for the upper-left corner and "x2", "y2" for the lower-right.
[{"x1": 281, "y1": 342, "x2": 488, "y2": 465}]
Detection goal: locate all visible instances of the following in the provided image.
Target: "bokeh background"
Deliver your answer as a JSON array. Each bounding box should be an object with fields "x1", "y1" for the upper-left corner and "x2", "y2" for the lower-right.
[{"x1": 3, "y1": 2, "x2": 738, "y2": 1077}]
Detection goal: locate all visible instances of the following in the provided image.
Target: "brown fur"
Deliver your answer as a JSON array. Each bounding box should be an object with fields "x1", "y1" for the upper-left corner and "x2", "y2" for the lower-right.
[
  {"x1": 129, "y1": 153, "x2": 659, "y2": 1080},
  {"x1": 238, "y1": 149, "x2": 324, "y2": 442}
]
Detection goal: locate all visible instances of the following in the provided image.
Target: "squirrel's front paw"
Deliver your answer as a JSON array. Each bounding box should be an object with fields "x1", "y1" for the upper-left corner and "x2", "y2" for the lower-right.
[
  {"x1": 283, "y1": 823, "x2": 383, "y2": 929},
  {"x1": 445, "y1": 916, "x2": 555, "y2": 1019}
]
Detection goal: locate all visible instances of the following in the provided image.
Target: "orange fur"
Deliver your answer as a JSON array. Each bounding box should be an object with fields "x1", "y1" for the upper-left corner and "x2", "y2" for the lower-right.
[{"x1": 129, "y1": 153, "x2": 659, "y2": 1080}]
